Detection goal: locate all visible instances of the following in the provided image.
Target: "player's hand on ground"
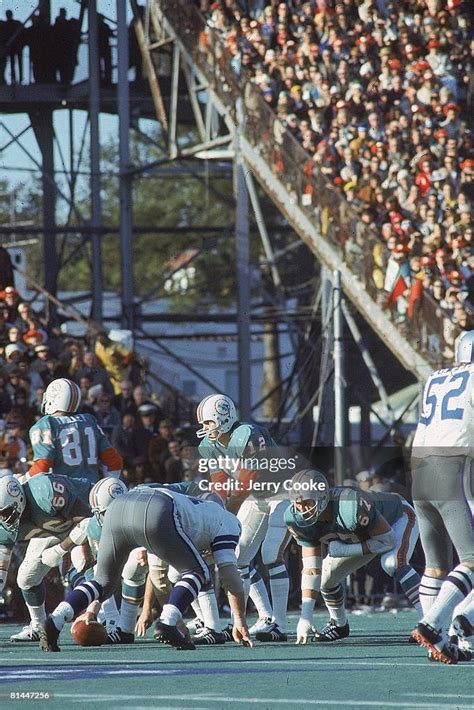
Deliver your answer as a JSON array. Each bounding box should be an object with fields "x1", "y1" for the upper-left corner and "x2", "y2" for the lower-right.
[
  {"x1": 232, "y1": 622, "x2": 253, "y2": 647},
  {"x1": 296, "y1": 618, "x2": 316, "y2": 644},
  {"x1": 135, "y1": 609, "x2": 153, "y2": 637}
]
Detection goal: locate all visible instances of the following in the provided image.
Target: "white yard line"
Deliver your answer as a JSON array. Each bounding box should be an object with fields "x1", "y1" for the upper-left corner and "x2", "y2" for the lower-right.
[
  {"x1": 51, "y1": 694, "x2": 474, "y2": 709},
  {"x1": 0, "y1": 657, "x2": 471, "y2": 671}
]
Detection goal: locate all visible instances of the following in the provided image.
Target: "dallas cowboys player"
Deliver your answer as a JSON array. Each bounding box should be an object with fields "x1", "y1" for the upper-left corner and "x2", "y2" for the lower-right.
[
  {"x1": 197, "y1": 394, "x2": 291, "y2": 641},
  {"x1": 10, "y1": 377, "x2": 122, "y2": 642},
  {"x1": 40, "y1": 485, "x2": 252, "y2": 651},
  {"x1": 0, "y1": 471, "x2": 92, "y2": 633},
  {"x1": 411, "y1": 330, "x2": 474, "y2": 664},
  {"x1": 285, "y1": 469, "x2": 421, "y2": 643}
]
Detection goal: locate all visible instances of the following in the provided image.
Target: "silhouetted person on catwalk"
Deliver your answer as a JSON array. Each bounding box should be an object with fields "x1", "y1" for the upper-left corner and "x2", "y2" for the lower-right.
[
  {"x1": 5, "y1": 11, "x2": 24, "y2": 84},
  {"x1": 27, "y1": 14, "x2": 56, "y2": 83},
  {"x1": 98, "y1": 14, "x2": 114, "y2": 86},
  {"x1": 53, "y1": 8, "x2": 80, "y2": 84}
]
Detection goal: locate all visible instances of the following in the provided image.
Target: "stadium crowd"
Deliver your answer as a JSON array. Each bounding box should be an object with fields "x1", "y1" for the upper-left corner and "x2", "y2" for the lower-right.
[
  {"x1": 0, "y1": 268, "x2": 193, "y2": 491},
  {"x1": 201, "y1": 0, "x2": 473, "y2": 342}
]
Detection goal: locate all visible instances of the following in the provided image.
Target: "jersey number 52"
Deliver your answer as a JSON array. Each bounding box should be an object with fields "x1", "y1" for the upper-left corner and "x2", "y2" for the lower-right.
[{"x1": 420, "y1": 371, "x2": 470, "y2": 425}]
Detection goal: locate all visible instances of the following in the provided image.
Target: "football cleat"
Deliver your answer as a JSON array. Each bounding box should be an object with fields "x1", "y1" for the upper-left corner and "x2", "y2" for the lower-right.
[
  {"x1": 249, "y1": 617, "x2": 273, "y2": 635},
  {"x1": 222, "y1": 623, "x2": 234, "y2": 642},
  {"x1": 10, "y1": 624, "x2": 42, "y2": 642},
  {"x1": 39, "y1": 617, "x2": 60, "y2": 653},
  {"x1": 192, "y1": 627, "x2": 226, "y2": 645},
  {"x1": 154, "y1": 620, "x2": 195, "y2": 650},
  {"x1": 255, "y1": 622, "x2": 288, "y2": 642},
  {"x1": 314, "y1": 619, "x2": 350, "y2": 642},
  {"x1": 452, "y1": 614, "x2": 473, "y2": 644},
  {"x1": 186, "y1": 617, "x2": 205, "y2": 634},
  {"x1": 411, "y1": 622, "x2": 457, "y2": 665},
  {"x1": 106, "y1": 627, "x2": 135, "y2": 644}
]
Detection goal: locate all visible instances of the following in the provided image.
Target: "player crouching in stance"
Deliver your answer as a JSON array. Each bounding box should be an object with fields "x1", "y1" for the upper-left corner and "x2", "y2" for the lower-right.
[
  {"x1": 39, "y1": 485, "x2": 252, "y2": 651},
  {"x1": 0, "y1": 471, "x2": 92, "y2": 639},
  {"x1": 411, "y1": 330, "x2": 474, "y2": 665},
  {"x1": 285, "y1": 469, "x2": 422, "y2": 643}
]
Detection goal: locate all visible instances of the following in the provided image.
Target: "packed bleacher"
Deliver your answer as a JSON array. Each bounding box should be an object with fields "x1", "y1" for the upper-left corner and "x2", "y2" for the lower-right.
[{"x1": 200, "y1": 0, "x2": 473, "y2": 353}]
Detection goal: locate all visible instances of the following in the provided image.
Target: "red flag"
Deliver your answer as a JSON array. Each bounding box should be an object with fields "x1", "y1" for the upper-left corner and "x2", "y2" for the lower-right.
[
  {"x1": 384, "y1": 273, "x2": 408, "y2": 309},
  {"x1": 408, "y1": 277, "x2": 423, "y2": 318}
]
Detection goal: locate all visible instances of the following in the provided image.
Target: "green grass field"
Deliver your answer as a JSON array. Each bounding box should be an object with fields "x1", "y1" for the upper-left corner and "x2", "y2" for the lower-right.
[{"x1": 0, "y1": 611, "x2": 472, "y2": 710}]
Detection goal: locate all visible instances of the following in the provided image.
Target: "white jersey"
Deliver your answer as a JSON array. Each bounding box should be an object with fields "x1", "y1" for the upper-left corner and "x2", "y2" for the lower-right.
[
  {"x1": 158, "y1": 488, "x2": 241, "y2": 556},
  {"x1": 412, "y1": 363, "x2": 474, "y2": 455}
]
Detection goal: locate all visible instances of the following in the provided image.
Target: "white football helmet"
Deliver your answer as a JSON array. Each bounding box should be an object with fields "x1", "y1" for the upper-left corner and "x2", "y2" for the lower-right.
[
  {"x1": 196, "y1": 394, "x2": 238, "y2": 439},
  {"x1": 288, "y1": 469, "x2": 330, "y2": 528},
  {"x1": 455, "y1": 330, "x2": 474, "y2": 364},
  {"x1": 42, "y1": 378, "x2": 81, "y2": 415},
  {"x1": 89, "y1": 477, "x2": 128, "y2": 526},
  {"x1": 0, "y1": 473, "x2": 26, "y2": 532}
]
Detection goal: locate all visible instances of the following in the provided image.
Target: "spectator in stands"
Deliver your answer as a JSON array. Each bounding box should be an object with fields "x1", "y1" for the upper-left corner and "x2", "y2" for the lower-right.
[
  {"x1": 148, "y1": 417, "x2": 174, "y2": 478},
  {"x1": 112, "y1": 379, "x2": 137, "y2": 416},
  {"x1": 137, "y1": 403, "x2": 160, "y2": 435},
  {"x1": 94, "y1": 330, "x2": 134, "y2": 395},
  {"x1": 161, "y1": 439, "x2": 186, "y2": 484},
  {"x1": 93, "y1": 390, "x2": 121, "y2": 437},
  {"x1": 77, "y1": 350, "x2": 113, "y2": 393},
  {"x1": 0, "y1": 374, "x2": 12, "y2": 418},
  {"x1": 39, "y1": 353, "x2": 68, "y2": 387},
  {"x1": 111, "y1": 410, "x2": 145, "y2": 474}
]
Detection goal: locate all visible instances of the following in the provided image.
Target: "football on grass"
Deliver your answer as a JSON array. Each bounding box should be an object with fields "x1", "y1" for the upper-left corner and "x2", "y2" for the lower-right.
[{"x1": 71, "y1": 619, "x2": 108, "y2": 647}]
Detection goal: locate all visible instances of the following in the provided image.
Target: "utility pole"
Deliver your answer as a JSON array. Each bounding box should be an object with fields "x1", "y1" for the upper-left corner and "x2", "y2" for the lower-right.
[
  {"x1": 234, "y1": 100, "x2": 251, "y2": 419},
  {"x1": 333, "y1": 269, "x2": 346, "y2": 485},
  {"x1": 88, "y1": 0, "x2": 103, "y2": 324},
  {"x1": 117, "y1": 0, "x2": 135, "y2": 330}
]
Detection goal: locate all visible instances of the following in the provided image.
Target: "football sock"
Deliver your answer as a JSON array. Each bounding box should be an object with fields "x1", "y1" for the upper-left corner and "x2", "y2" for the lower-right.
[
  {"x1": 394, "y1": 564, "x2": 422, "y2": 616},
  {"x1": 267, "y1": 561, "x2": 289, "y2": 632},
  {"x1": 22, "y1": 582, "x2": 45, "y2": 607},
  {"x1": 249, "y1": 566, "x2": 272, "y2": 620},
  {"x1": 453, "y1": 591, "x2": 474, "y2": 621},
  {"x1": 26, "y1": 602, "x2": 46, "y2": 629},
  {"x1": 198, "y1": 588, "x2": 221, "y2": 632},
  {"x1": 321, "y1": 584, "x2": 347, "y2": 626},
  {"x1": 423, "y1": 565, "x2": 473, "y2": 631},
  {"x1": 166, "y1": 572, "x2": 202, "y2": 618},
  {"x1": 238, "y1": 566, "x2": 251, "y2": 602},
  {"x1": 51, "y1": 580, "x2": 103, "y2": 630},
  {"x1": 419, "y1": 574, "x2": 443, "y2": 616},
  {"x1": 191, "y1": 599, "x2": 203, "y2": 622},
  {"x1": 98, "y1": 594, "x2": 119, "y2": 626},
  {"x1": 119, "y1": 580, "x2": 145, "y2": 634},
  {"x1": 119, "y1": 599, "x2": 140, "y2": 634},
  {"x1": 160, "y1": 603, "x2": 181, "y2": 626}
]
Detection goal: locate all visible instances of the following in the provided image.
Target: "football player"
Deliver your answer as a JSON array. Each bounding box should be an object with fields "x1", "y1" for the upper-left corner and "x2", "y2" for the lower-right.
[
  {"x1": 411, "y1": 330, "x2": 474, "y2": 664},
  {"x1": 197, "y1": 394, "x2": 291, "y2": 641},
  {"x1": 40, "y1": 485, "x2": 252, "y2": 652},
  {"x1": 285, "y1": 469, "x2": 421, "y2": 643},
  {"x1": 0, "y1": 471, "x2": 92, "y2": 638},
  {"x1": 10, "y1": 377, "x2": 123, "y2": 642},
  {"x1": 84, "y1": 479, "x2": 227, "y2": 646}
]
